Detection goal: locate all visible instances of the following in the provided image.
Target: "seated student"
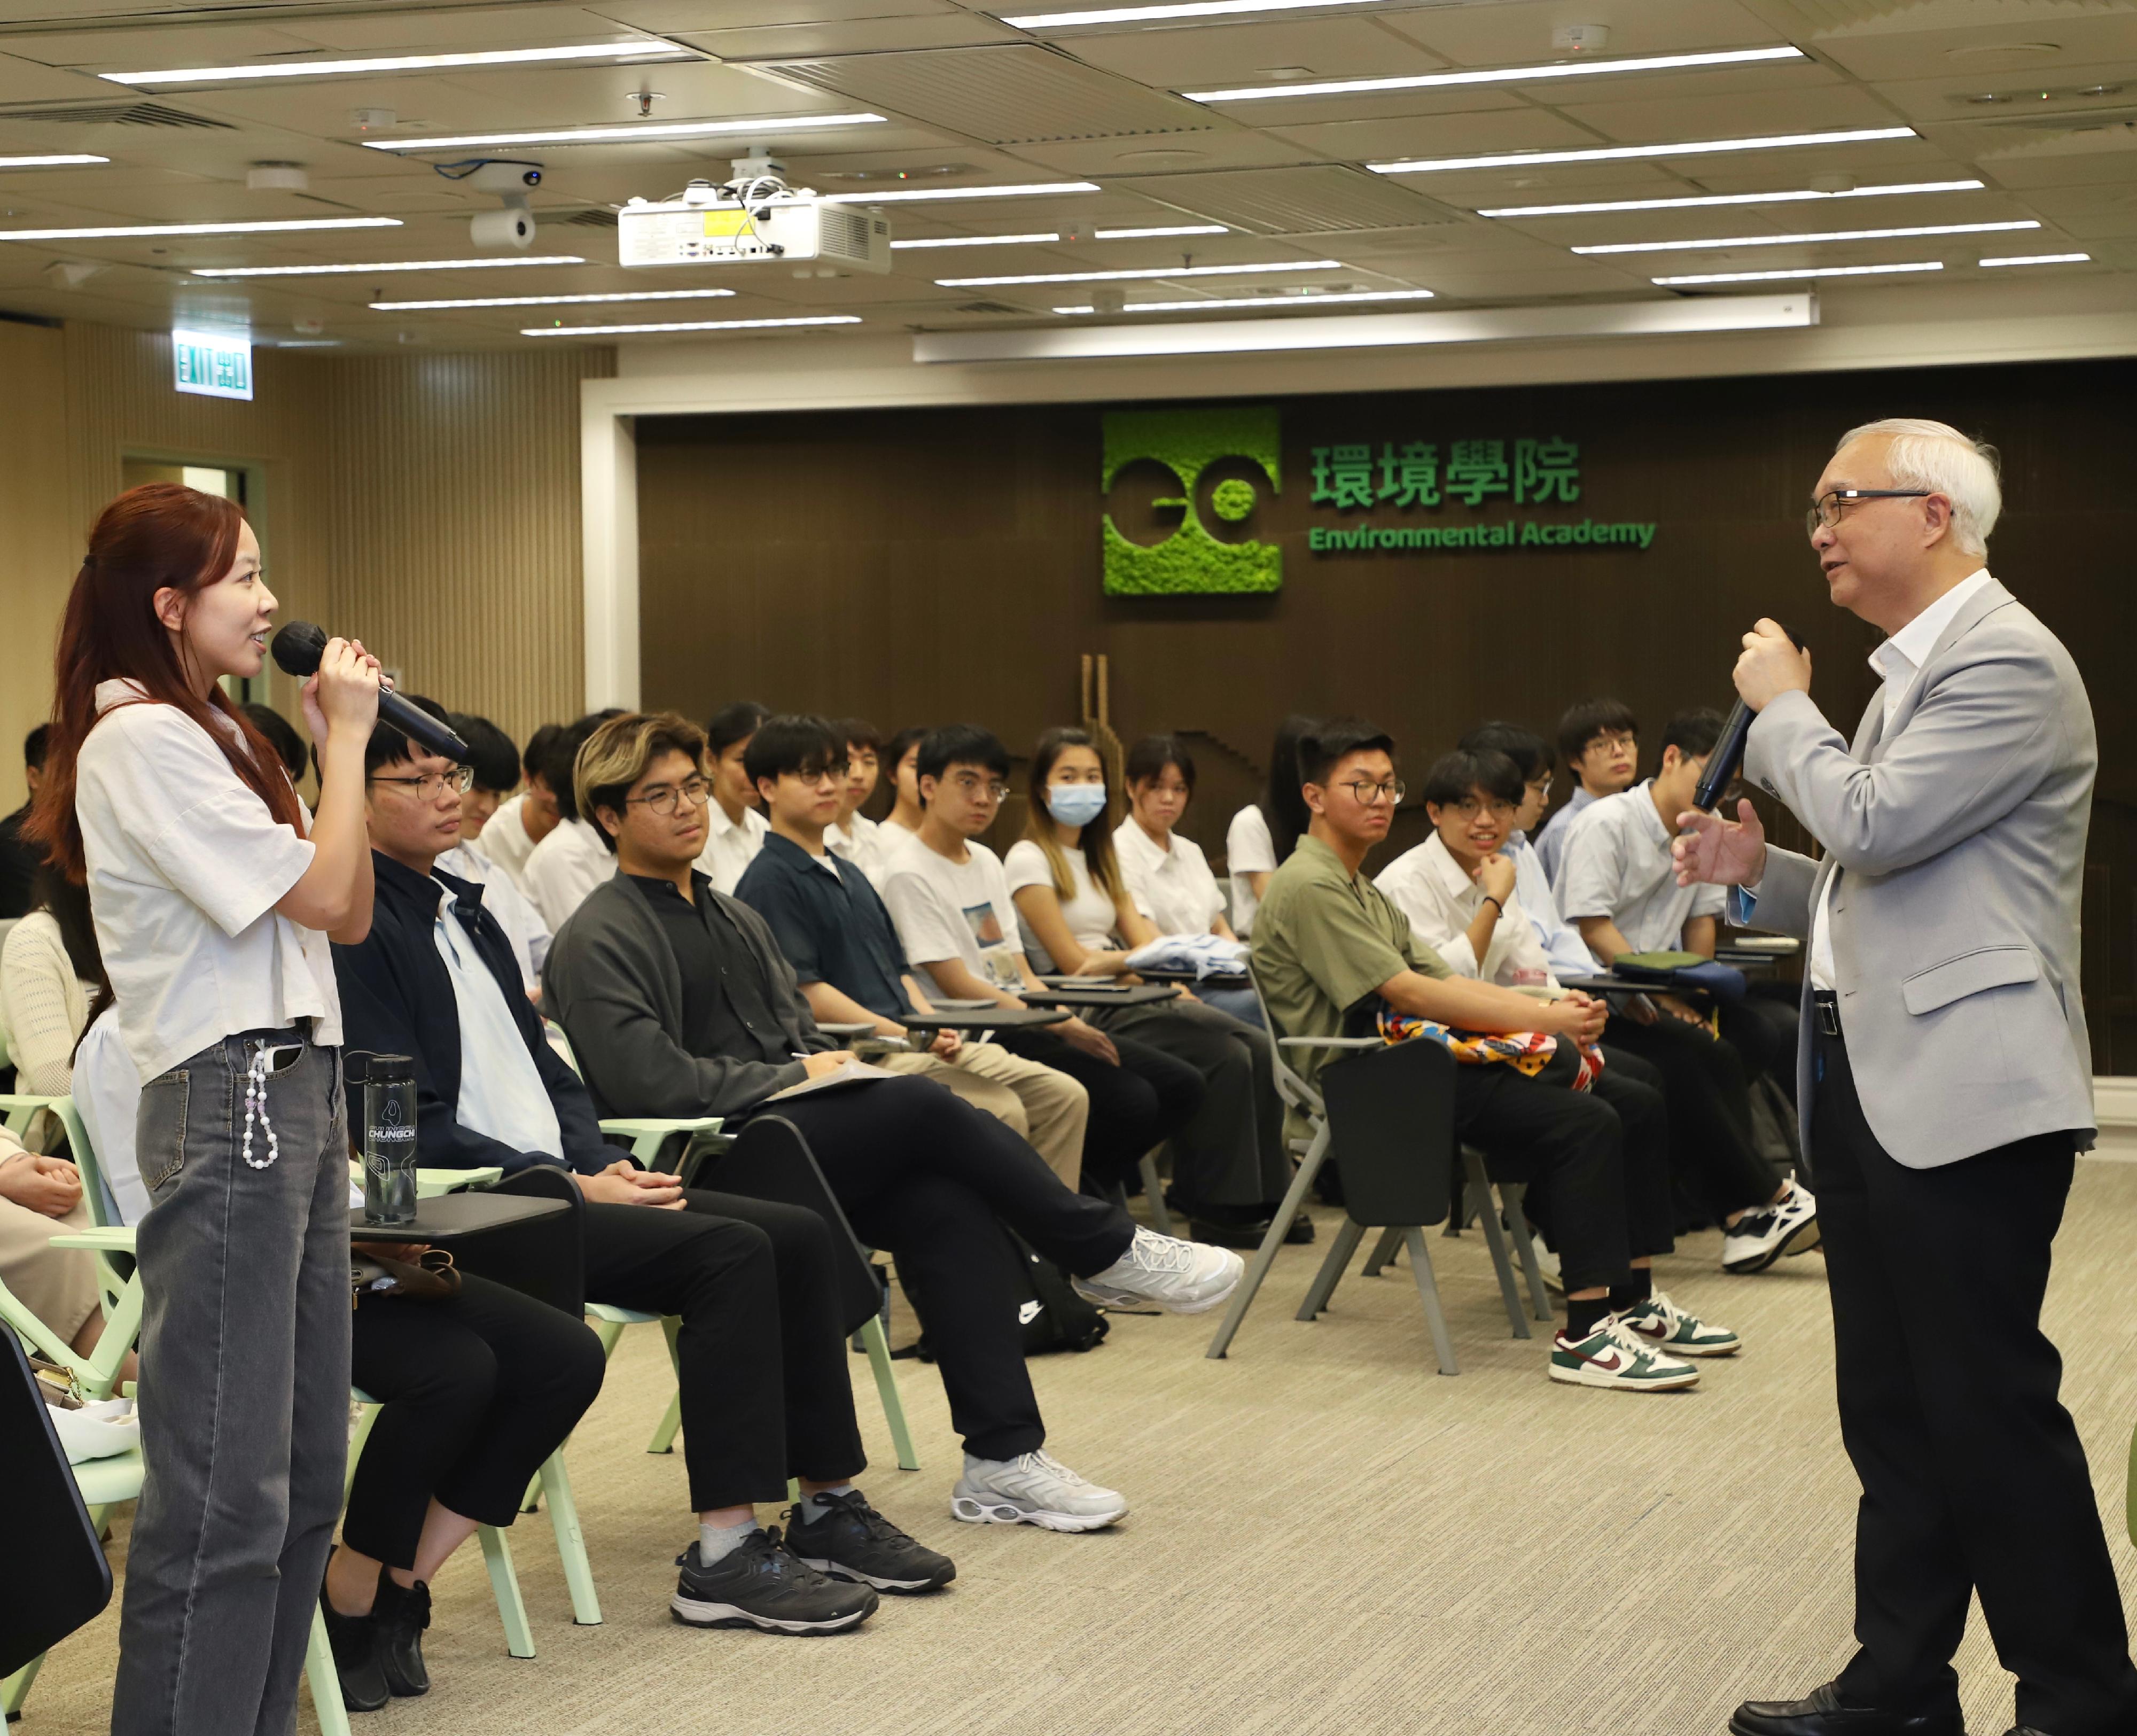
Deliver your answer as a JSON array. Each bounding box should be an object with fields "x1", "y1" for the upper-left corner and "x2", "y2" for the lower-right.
[
  {"x1": 0, "y1": 1119, "x2": 104, "y2": 1358},
  {"x1": 1253, "y1": 720, "x2": 1737, "y2": 1386},
  {"x1": 1115, "y1": 734, "x2": 1260, "y2": 1027},
  {"x1": 1456, "y1": 722, "x2": 1597, "y2": 985},
  {"x1": 545, "y1": 711, "x2": 1242, "y2": 1532},
  {"x1": 1, "y1": 861, "x2": 106, "y2": 1098},
  {"x1": 733, "y1": 715, "x2": 1089, "y2": 1186},
  {"x1": 521, "y1": 714, "x2": 621, "y2": 930},
  {"x1": 334, "y1": 697, "x2": 941, "y2": 1635},
  {"x1": 1533, "y1": 699, "x2": 1640, "y2": 885},
  {"x1": 467, "y1": 720, "x2": 562, "y2": 893},
  {"x1": 1005, "y1": 728, "x2": 1294, "y2": 1248},
  {"x1": 877, "y1": 725, "x2": 929, "y2": 850},
  {"x1": 437, "y1": 711, "x2": 551, "y2": 995},
  {"x1": 1225, "y1": 714, "x2": 1315, "y2": 940},
  {"x1": 1553, "y1": 709, "x2": 1818, "y2": 1269},
  {"x1": 875, "y1": 725, "x2": 1205, "y2": 1211},
  {"x1": 825, "y1": 717, "x2": 888, "y2": 884},
  {"x1": 240, "y1": 702, "x2": 309, "y2": 788},
  {"x1": 0, "y1": 724, "x2": 50, "y2": 918},
  {"x1": 699, "y1": 699, "x2": 770, "y2": 894}
]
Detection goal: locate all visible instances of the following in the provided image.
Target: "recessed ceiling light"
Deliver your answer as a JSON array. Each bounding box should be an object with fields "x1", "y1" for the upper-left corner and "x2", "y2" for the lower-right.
[
  {"x1": 821, "y1": 181, "x2": 1099, "y2": 203},
  {"x1": 1479, "y1": 180, "x2": 1984, "y2": 217},
  {"x1": 0, "y1": 216, "x2": 400, "y2": 241},
  {"x1": 935, "y1": 258, "x2": 1341, "y2": 286},
  {"x1": 1186, "y1": 45, "x2": 1803, "y2": 103},
  {"x1": 192, "y1": 254, "x2": 583, "y2": 277},
  {"x1": 0, "y1": 154, "x2": 109, "y2": 169},
  {"x1": 1978, "y1": 252, "x2": 2090, "y2": 266},
  {"x1": 1575, "y1": 219, "x2": 2038, "y2": 255},
  {"x1": 890, "y1": 232, "x2": 1062, "y2": 249},
  {"x1": 1093, "y1": 223, "x2": 1227, "y2": 238},
  {"x1": 365, "y1": 113, "x2": 887, "y2": 151},
  {"x1": 1371, "y1": 126, "x2": 1917, "y2": 175},
  {"x1": 104, "y1": 42, "x2": 690, "y2": 86},
  {"x1": 372, "y1": 287, "x2": 737, "y2": 309},
  {"x1": 1056, "y1": 286, "x2": 1434, "y2": 313},
  {"x1": 1653, "y1": 261, "x2": 1943, "y2": 285},
  {"x1": 523, "y1": 314, "x2": 861, "y2": 336}
]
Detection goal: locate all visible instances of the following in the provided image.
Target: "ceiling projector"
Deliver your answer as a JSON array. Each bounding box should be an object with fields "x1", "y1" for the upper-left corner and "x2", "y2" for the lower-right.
[{"x1": 618, "y1": 166, "x2": 892, "y2": 274}]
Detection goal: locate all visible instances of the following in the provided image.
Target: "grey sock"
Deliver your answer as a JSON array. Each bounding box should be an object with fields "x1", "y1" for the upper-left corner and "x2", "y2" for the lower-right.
[
  {"x1": 798, "y1": 1483, "x2": 857, "y2": 1524},
  {"x1": 697, "y1": 1516, "x2": 759, "y2": 1563}
]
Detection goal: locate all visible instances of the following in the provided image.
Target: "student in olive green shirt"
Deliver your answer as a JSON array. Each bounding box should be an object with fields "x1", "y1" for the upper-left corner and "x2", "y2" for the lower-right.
[{"x1": 1252, "y1": 719, "x2": 1745, "y2": 1391}]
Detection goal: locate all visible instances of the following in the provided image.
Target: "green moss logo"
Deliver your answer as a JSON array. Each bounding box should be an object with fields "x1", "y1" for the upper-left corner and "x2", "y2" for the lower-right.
[{"x1": 1102, "y1": 406, "x2": 1280, "y2": 595}]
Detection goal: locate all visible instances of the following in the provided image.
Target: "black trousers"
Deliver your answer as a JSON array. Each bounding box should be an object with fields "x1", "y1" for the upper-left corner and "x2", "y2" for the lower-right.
[
  {"x1": 581, "y1": 1193, "x2": 867, "y2": 1512},
  {"x1": 995, "y1": 1025, "x2": 1202, "y2": 1188},
  {"x1": 1600, "y1": 1013, "x2": 1781, "y2": 1219},
  {"x1": 1452, "y1": 1048, "x2": 1674, "y2": 1292},
  {"x1": 1719, "y1": 983, "x2": 1801, "y2": 1101},
  {"x1": 345, "y1": 1273, "x2": 605, "y2": 1568},
  {"x1": 761, "y1": 1075, "x2": 1137, "y2": 1461},
  {"x1": 1814, "y1": 1027, "x2": 2137, "y2": 1735},
  {"x1": 1094, "y1": 999, "x2": 1291, "y2": 1210}
]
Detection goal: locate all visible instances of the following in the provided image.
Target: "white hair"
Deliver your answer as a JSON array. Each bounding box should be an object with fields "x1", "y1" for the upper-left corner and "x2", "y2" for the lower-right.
[{"x1": 1835, "y1": 417, "x2": 2001, "y2": 558}]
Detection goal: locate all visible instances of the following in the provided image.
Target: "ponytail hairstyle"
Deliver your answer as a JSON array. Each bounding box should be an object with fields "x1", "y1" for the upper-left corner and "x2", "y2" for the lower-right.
[
  {"x1": 28, "y1": 483, "x2": 305, "y2": 883},
  {"x1": 1020, "y1": 726, "x2": 1125, "y2": 904}
]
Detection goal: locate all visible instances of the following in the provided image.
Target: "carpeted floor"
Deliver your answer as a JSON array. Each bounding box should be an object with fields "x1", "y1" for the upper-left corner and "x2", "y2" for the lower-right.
[{"x1": 24, "y1": 1140, "x2": 2137, "y2": 1736}]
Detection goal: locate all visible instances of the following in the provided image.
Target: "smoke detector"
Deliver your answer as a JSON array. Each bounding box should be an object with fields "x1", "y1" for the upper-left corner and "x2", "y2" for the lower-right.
[
  {"x1": 349, "y1": 108, "x2": 397, "y2": 133},
  {"x1": 1553, "y1": 24, "x2": 1609, "y2": 53},
  {"x1": 247, "y1": 161, "x2": 308, "y2": 192}
]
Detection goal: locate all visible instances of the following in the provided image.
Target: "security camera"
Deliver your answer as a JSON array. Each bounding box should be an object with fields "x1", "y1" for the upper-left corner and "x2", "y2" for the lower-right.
[
  {"x1": 471, "y1": 207, "x2": 537, "y2": 247},
  {"x1": 452, "y1": 158, "x2": 544, "y2": 250},
  {"x1": 460, "y1": 160, "x2": 543, "y2": 196}
]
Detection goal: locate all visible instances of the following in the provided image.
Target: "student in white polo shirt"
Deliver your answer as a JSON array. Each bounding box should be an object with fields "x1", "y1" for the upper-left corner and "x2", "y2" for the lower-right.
[
  {"x1": 520, "y1": 713, "x2": 620, "y2": 929},
  {"x1": 466, "y1": 721, "x2": 562, "y2": 893},
  {"x1": 33, "y1": 482, "x2": 382, "y2": 1736},
  {"x1": 697, "y1": 699, "x2": 770, "y2": 894}
]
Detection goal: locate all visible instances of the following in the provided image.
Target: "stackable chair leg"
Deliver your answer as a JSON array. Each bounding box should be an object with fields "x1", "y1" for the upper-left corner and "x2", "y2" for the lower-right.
[
  {"x1": 1502, "y1": 1181, "x2": 1554, "y2": 1321},
  {"x1": 1361, "y1": 1225, "x2": 1404, "y2": 1276},
  {"x1": 479, "y1": 1526, "x2": 536, "y2": 1660},
  {"x1": 861, "y1": 1314, "x2": 921, "y2": 1472},
  {"x1": 3, "y1": 1653, "x2": 45, "y2": 1719},
  {"x1": 1296, "y1": 1219, "x2": 1365, "y2": 1320},
  {"x1": 304, "y1": 1607, "x2": 354, "y2": 1736},
  {"x1": 1400, "y1": 1227, "x2": 1461, "y2": 1376},
  {"x1": 1206, "y1": 1119, "x2": 1330, "y2": 1359},
  {"x1": 536, "y1": 1451, "x2": 602, "y2": 1626},
  {"x1": 1138, "y1": 1151, "x2": 1173, "y2": 1236},
  {"x1": 1463, "y1": 1150, "x2": 1531, "y2": 1340}
]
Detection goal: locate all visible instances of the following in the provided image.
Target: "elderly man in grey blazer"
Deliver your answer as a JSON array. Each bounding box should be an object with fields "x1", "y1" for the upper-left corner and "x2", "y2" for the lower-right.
[{"x1": 1674, "y1": 418, "x2": 2134, "y2": 1736}]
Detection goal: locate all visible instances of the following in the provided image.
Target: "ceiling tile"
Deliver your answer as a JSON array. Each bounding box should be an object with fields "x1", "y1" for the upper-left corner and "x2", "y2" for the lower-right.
[
  {"x1": 1060, "y1": 16, "x2": 1450, "y2": 89},
  {"x1": 1108, "y1": 162, "x2": 1462, "y2": 230},
  {"x1": 672, "y1": 14, "x2": 1025, "y2": 58},
  {"x1": 1384, "y1": 0, "x2": 1787, "y2": 64},
  {"x1": 1548, "y1": 82, "x2": 1899, "y2": 141}
]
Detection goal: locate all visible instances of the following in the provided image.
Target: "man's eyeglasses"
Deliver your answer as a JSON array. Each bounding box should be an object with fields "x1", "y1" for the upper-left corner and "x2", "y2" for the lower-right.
[
  {"x1": 1441, "y1": 796, "x2": 1518, "y2": 821},
  {"x1": 370, "y1": 765, "x2": 473, "y2": 798},
  {"x1": 1806, "y1": 488, "x2": 1932, "y2": 536},
  {"x1": 1337, "y1": 779, "x2": 1405, "y2": 807},
  {"x1": 628, "y1": 775, "x2": 713, "y2": 815},
  {"x1": 949, "y1": 773, "x2": 1010, "y2": 803}
]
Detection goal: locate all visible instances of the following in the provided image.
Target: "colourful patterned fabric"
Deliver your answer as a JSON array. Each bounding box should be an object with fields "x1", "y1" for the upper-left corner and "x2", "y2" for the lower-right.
[{"x1": 1376, "y1": 1007, "x2": 1603, "y2": 1092}]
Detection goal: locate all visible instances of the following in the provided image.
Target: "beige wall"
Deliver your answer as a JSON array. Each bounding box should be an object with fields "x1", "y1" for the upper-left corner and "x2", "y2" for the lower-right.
[{"x1": 0, "y1": 318, "x2": 611, "y2": 813}]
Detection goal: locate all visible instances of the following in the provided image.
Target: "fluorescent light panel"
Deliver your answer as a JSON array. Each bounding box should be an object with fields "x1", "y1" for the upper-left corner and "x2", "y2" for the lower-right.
[
  {"x1": 822, "y1": 181, "x2": 1098, "y2": 204},
  {"x1": 1653, "y1": 261, "x2": 1940, "y2": 285},
  {"x1": 194, "y1": 254, "x2": 583, "y2": 277},
  {"x1": 1187, "y1": 45, "x2": 1801, "y2": 103},
  {"x1": 0, "y1": 216, "x2": 400, "y2": 241},
  {"x1": 891, "y1": 232, "x2": 1061, "y2": 249},
  {"x1": 0, "y1": 154, "x2": 108, "y2": 168},
  {"x1": 373, "y1": 288, "x2": 736, "y2": 310},
  {"x1": 1979, "y1": 252, "x2": 2090, "y2": 266},
  {"x1": 1371, "y1": 126, "x2": 1916, "y2": 176},
  {"x1": 1004, "y1": 0, "x2": 1387, "y2": 28},
  {"x1": 1057, "y1": 287, "x2": 1434, "y2": 313},
  {"x1": 1577, "y1": 218, "x2": 2037, "y2": 255},
  {"x1": 1094, "y1": 223, "x2": 1226, "y2": 238},
  {"x1": 524, "y1": 314, "x2": 861, "y2": 336},
  {"x1": 105, "y1": 42, "x2": 686, "y2": 86},
  {"x1": 1479, "y1": 179, "x2": 1983, "y2": 217},
  {"x1": 367, "y1": 113, "x2": 885, "y2": 152},
  {"x1": 938, "y1": 258, "x2": 1340, "y2": 286}
]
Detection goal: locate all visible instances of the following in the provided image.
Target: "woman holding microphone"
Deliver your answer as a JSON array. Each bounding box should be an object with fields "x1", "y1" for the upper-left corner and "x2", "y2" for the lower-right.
[{"x1": 29, "y1": 482, "x2": 380, "y2": 1736}]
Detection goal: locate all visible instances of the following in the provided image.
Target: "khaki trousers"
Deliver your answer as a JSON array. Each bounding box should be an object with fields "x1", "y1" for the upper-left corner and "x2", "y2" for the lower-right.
[
  {"x1": 878, "y1": 1042, "x2": 1089, "y2": 1188},
  {"x1": 0, "y1": 1192, "x2": 95, "y2": 1344}
]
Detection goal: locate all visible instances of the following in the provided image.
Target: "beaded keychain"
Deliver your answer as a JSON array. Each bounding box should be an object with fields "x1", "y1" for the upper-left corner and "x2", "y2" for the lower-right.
[{"x1": 240, "y1": 1041, "x2": 282, "y2": 1171}]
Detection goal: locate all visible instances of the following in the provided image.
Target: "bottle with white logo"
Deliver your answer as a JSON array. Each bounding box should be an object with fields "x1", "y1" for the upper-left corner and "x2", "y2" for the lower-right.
[{"x1": 358, "y1": 1052, "x2": 419, "y2": 1227}]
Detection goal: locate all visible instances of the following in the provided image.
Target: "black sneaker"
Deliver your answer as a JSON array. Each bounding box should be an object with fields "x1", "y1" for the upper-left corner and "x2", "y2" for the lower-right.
[
  {"x1": 317, "y1": 1577, "x2": 389, "y2": 1714},
  {"x1": 784, "y1": 1489, "x2": 957, "y2": 1594},
  {"x1": 370, "y1": 1569, "x2": 431, "y2": 1696},
  {"x1": 670, "y1": 1527, "x2": 879, "y2": 1634}
]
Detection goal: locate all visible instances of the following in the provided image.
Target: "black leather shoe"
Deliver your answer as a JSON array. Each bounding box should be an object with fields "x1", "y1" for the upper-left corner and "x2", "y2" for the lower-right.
[
  {"x1": 1188, "y1": 1215, "x2": 1275, "y2": 1250},
  {"x1": 1729, "y1": 1681, "x2": 1966, "y2": 1736},
  {"x1": 317, "y1": 1578, "x2": 388, "y2": 1714},
  {"x1": 370, "y1": 1569, "x2": 432, "y2": 1697}
]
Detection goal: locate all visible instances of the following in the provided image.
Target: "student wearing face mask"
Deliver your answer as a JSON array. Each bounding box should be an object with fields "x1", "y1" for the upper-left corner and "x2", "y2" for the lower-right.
[{"x1": 1004, "y1": 729, "x2": 1298, "y2": 1249}]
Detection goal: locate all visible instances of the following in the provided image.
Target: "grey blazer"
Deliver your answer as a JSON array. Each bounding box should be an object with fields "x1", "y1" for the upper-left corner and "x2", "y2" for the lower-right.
[{"x1": 1739, "y1": 575, "x2": 2096, "y2": 1169}]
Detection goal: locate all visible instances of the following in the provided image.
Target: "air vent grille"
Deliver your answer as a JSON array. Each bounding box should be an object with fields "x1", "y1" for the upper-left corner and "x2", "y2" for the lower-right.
[
  {"x1": 564, "y1": 207, "x2": 620, "y2": 228},
  {"x1": 955, "y1": 300, "x2": 1029, "y2": 315},
  {"x1": 0, "y1": 101, "x2": 234, "y2": 130}
]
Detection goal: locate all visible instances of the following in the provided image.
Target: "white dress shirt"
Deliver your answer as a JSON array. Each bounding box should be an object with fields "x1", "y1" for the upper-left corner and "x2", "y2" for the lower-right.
[
  {"x1": 695, "y1": 800, "x2": 769, "y2": 896},
  {"x1": 1224, "y1": 804, "x2": 1276, "y2": 937},
  {"x1": 1806, "y1": 566, "x2": 1994, "y2": 991},
  {"x1": 521, "y1": 817, "x2": 615, "y2": 931},
  {"x1": 1376, "y1": 834, "x2": 1558, "y2": 987},
  {"x1": 1509, "y1": 835, "x2": 1597, "y2": 982},
  {"x1": 1113, "y1": 820, "x2": 1226, "y2": 938},
  {"x1": 827, "y1": 814, "x2": 886, "y2": 885},
  {"x1": 436, "y1": 842, "x2": 550, "y2": 993},
  {"x1": 432, "y1": 884, "x2": 563, "y2": 1159},
  {"x1": 1532, "y1": 784, "x2": 1598, "y2": 885},
  {"x1": 1554, "y1": 780, "x2": 1725, "y2": 966},
  {"x1": 469, "y1": 792, "x2": 540, "y2": 892}
]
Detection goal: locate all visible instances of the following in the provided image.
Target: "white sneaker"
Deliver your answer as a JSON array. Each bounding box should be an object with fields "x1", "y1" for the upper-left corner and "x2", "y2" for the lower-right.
[
  {"x1": 1072, "y1": 1227, "x2": 1242, "y2": 1315},
  {"x1": 1529, "y1": 1233, "x2": 1564, "y2": 1294},
  {"x1": 1721, "y1": 1181, "x2": 1821, "y2": 1274},
  {"x1": 950, "y1": 1451, "x2": 1128, "y2": 1532},
  {"x1": 1615, "y1": 1289, "x2": 1741, "y2": 1357}
]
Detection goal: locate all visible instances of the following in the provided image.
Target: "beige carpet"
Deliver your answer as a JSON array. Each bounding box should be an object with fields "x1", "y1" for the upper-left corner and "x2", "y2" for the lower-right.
[{"x1": 25, "y1": 1141, "x2": 2137, "y2": 1736}]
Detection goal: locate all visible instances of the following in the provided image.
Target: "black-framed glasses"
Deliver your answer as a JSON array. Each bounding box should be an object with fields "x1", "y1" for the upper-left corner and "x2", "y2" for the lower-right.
[
  {"x1": 1338, "y1": 779, "x2": 1405, "y2": 806},
  {"x1": 1806, "y1": 488, "x2": 1932, "y2": 535},
  {"x1": 627, "y1": 775, "x2": 712, "y2": 816},
  {"x1": 370, "y1": 765, "x2": 473, "y2": 798}
]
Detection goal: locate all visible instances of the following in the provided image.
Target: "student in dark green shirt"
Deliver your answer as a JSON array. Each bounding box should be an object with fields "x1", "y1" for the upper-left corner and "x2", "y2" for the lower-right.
[{"x1": 1252, "y1": 720, "x2": 1744, "y2": 1391}]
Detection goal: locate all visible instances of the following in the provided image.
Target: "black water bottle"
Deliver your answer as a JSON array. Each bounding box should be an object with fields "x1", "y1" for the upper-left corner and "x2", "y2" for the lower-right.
[{"x1": 357, "y1": 1053, "x2": 419, "y2": 1227}]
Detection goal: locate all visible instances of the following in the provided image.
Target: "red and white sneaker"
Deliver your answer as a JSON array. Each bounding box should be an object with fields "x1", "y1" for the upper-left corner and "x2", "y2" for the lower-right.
[
  {"x1": 1616, "y1": 1290, "x2": 1741, "y2": 1357},
  {"x1": 1548, "y1": 1315, "x2": 1700, "y2": 1392}
]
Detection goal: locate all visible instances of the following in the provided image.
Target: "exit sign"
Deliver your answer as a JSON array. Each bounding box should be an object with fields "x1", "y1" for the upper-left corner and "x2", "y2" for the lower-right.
[{"x1": 173, "y1": 329, "x2": 253, "y2": 401}]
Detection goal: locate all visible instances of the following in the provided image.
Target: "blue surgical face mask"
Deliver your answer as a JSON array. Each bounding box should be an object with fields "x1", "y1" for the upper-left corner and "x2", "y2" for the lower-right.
[{"x1": 1046, "y1": 783, "x2": 1109, "y2": 828}]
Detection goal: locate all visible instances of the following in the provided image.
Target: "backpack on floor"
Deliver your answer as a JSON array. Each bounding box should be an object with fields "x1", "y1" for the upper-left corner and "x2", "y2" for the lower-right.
[{"x1": 894, "y1": 1224, "x2": 1109, "y2": 1360}]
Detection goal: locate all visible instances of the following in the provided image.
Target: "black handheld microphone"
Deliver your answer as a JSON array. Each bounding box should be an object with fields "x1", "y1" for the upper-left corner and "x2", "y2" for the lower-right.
[
  {"x1": 270, "y1": 621, "x2": 469, "y2": 763},
  {"x1": 1694, "y1": 621, "x2": 1805, "y2": 813}
]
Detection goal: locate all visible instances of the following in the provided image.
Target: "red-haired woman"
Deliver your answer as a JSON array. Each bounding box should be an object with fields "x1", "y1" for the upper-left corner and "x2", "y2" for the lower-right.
[{"x1": 29, "y1": 483, "x2": 380, "y2": 1736}]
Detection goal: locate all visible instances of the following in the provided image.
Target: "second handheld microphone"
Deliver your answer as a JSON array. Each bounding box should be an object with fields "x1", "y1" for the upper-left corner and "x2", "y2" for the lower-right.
[{"x1": 269, "y1": 621, "x2": 469, "y2": 763}]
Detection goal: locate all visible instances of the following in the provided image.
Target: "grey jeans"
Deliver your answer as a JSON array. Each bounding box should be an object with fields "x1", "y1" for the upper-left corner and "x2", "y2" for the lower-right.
[{"x1": 112, "y1": 1029, "x2": 351, "y2": 1736}]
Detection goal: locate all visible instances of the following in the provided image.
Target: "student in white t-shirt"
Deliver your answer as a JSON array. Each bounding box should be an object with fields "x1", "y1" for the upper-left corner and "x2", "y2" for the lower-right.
[
  {"x1": 824, "y1": 715, "x2": 888, "y2": 885},
  {"x1": 696, "y1": 699, "x2": 770, "y2": 894},
  {"x1": 1004, "y1": 728, "x2": 1294, "y2": 1248},
  {"x1": 522, "y1": 714, "x2": 623, "y2": 930},
  {"x1": 40, "y1": 483, "x2": 383, "y2": 1734},
  {"x1": 1114, "y1": 734, "x2": 1260, "y2": 1028},
  {"x1": 467, "y1": 720, "x2": 564, "y2": 893},
  {"x1": 877, "y1": 724, "x2": 929, "y2": 850},
  {"x1": 1225, "y1": 713, "x2": 1316, "y2": 939}
]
